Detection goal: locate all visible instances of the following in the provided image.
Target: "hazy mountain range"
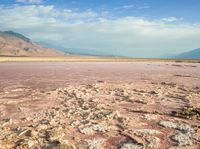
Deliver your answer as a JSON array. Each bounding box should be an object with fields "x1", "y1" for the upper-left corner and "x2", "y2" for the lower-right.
[
  {"x1": 38, "y1": 41, "x2": 120, "y2": 57},
  {"x1": 0, "y1": 31, "x2": 199, "y2": 59},
  {"x1": 173, "y1": 48, "x2": 200, "y2": 59}
]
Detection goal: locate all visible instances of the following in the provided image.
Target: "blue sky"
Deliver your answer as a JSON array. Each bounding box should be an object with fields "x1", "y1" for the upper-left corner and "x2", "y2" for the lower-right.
[
  {"x1": 50, "y1": 0, "x2": 200, "y2": 22},
  {"x1": 0, "y1": 0, "x2": 200, "y2": 57},
  {"x1": 3, "y1": 0, "x2": 200, "y2": 22}
]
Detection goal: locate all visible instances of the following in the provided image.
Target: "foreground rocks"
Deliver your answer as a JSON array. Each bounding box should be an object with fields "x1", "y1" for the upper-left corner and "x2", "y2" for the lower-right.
[{"x1": 0, "y1": 81, "x2": 200, "y2": 148}]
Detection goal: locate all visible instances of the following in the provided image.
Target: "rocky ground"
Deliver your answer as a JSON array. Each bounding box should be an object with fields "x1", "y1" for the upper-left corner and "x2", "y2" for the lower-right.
[{"x1": 0, "y1": 62, "x2": 199, "y2": 149}]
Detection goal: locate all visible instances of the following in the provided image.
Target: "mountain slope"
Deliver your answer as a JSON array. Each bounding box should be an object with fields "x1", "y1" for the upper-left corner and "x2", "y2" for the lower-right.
[
  {"x1": 174, "y1": 48, "x2": 200, "y2": 59},
  {"x1": 0, "y1": 31, "x2": 65, "y2": 57}
]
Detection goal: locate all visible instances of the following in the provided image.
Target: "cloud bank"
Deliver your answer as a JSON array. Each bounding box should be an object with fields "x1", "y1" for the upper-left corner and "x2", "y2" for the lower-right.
[{"x1": 0, "y1": 4, "x2": 200, "y2": 57}]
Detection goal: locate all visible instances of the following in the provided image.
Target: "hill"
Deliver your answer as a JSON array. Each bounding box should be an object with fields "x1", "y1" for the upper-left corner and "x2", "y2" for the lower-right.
[
  {"x1": 0, "y1": 31, "x2": 65, "y2": 57},
  {"x1": 174, "y1": 48, "x2": 200, "y2": 59}
]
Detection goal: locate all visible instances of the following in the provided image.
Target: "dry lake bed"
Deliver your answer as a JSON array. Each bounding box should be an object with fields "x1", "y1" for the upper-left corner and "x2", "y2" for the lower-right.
[{"x1": 0, "y1": 62, "x2": 200, "y2": 148}]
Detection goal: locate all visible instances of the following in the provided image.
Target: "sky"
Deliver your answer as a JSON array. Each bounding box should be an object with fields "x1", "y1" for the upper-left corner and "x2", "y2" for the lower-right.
[{"x1": 0, "y1": 0, "x2": 200, "y2": 57}]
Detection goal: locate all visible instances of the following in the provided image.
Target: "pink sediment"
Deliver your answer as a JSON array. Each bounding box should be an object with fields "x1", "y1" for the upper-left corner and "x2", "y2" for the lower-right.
[{"x1": 0, "y1": 62, "x2": 199, "y2": 148}]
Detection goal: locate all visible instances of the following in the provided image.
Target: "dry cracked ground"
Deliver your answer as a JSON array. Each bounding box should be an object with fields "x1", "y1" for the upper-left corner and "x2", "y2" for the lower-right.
[{"x1": 0, "y1": 62, "x2": 200, "y2": 149}]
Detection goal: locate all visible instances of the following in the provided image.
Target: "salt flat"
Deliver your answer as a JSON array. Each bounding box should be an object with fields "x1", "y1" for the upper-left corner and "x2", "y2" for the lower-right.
[{"x1": 0, "y1": 62, "x2": 200, "y2": 148}]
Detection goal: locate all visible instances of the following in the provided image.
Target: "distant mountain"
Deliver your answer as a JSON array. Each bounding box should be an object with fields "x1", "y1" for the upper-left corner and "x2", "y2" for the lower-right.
[
  {"x1": 38, "y1": 41, "x2": 120, "y2": 57},
  {"x1": 173, "y1": 48, "x2": 200, "y2": 59},
  {"x1": 0, "y1": 31, "x2": 65, "y2": 57}
]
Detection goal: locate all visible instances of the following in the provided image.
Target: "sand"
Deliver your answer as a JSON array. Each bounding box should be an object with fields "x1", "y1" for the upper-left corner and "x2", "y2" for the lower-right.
[{"x1": 0, "y1": 62, "x2": 200, "y2": 148}]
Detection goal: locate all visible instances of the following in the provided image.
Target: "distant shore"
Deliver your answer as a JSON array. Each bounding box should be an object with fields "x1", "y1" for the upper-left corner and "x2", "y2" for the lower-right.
[{"x1": 0, "y1": 56, "x2": 199, "y2": 63}]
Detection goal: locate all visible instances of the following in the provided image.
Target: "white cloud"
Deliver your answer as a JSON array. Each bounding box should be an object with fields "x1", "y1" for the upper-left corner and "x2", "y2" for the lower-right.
[
  {"x1": 16, "y1": 0, "x2": 42, "y2": 4},
  {"x1": 137, "y1": 5, "x2": 151, "y2": 9},
  {"x1": 162, "y1": 17, "x2": 183, "y2": 22},
  {"x1": 0, "y1": 4, "x2": 200, "y2": 57},
  {"x1": 121, "y1": 5, "x2": 134, "y2": 9}
]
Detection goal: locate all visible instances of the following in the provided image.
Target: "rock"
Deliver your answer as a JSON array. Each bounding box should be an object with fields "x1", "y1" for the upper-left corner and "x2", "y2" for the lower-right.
[
  {"x1": 142, "y1": 114, "x2": 159, "y2": 120},
  {"x1": 2, "y1": 118, "x2": 12, "y2": 126},
  {"x1": 79, "y1": 127, "x2": 94, "y2": 135},
  {"x1": 134, "y1": 99, "x2": 147, "y2": 104},
  {"x1": 96, "y1": 80, "x2": 105, "y2": 83},
  {"x1": 172, "y1": 106, "x2": 200, "y2": 120},
  {"x1": 159, "y1": 120, "x2": 177, "y2": 129},
  {"x1": 169, "y1": 146, "x2": 196, "y2": 149},
  {"x1": 40, "y1": 119, "x2": 49, "y2": 125},
  {"x1": 18, "y1": 129, "x2": 32, "y2": 137},
  {"x1": 79, "y1": 124, "x2": 109, "y2": 135},
  {"x1": 15, "y1": 127, "x2": 37, "y2": 137},
  {"x1": 36, "y1": 124, "x2": 49, "y2": 130},
  {"x1": 15, "y1": 139, "x2": 26, "y2": 146},
  {"x1": 47, "y1": 128, "x2": 69, "y2": 144},
  {"x1": 2, "y1": 118, "x2": 12, "y2": 123},
  {"x1": 70, "y1": 120, "x2": 80, "y2": 127},
  {"x1": 133, "y1": 129, "x2": 162, "y2": 136},
  {"x1": 91, "y1": 110, "x2": 113, "y2": 120},
  {"x1": 192, "y1": 133, "x2": 200, "y2": 141},
  {"x1": 171, "y1": 132, "x2": 192, "y2": 146},
  {"x1": 159, "y1": 120, "x2": 194, "y2": 134},
  {"x1": 85, "y1": 138, "x2": 104, "y2": 149},
  {"x1": 178, "y1": 124, "x2": 194, "y2": 134},
  {"x1": 145, "y1": 136, "x2": 160, "y2": 148},
  {"x1": 0, "y1": 140, "x2": 15, "y2": 149},
  {"x1": 148, "y1": 91, "x2": 157, "y2": 95},
  {"x1": 120, "y1": 141, "x2": 143, "y2": 149},
  {"x1": 56, "y1": 144, "x2": 76, "y2": 149},
  {"x1": 27, "y1": 140, "x2": 37, "y2": 148}
]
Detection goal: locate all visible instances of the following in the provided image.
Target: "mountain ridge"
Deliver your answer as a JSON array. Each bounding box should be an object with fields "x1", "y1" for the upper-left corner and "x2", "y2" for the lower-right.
[
  {"x1": 0, "y1": 31, "x2": 65, "y2": 57},
  {"x1": 173, "y1": 48, "x2": 200, "y2": 59},
  {"x1": 0, "y1": 31, "x2": 31, "y2": 43}
]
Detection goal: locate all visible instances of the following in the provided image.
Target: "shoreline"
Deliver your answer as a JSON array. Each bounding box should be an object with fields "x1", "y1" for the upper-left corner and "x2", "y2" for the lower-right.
[{"x1": 0, "y1": 56, "x2": 199, "y2": 63}]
